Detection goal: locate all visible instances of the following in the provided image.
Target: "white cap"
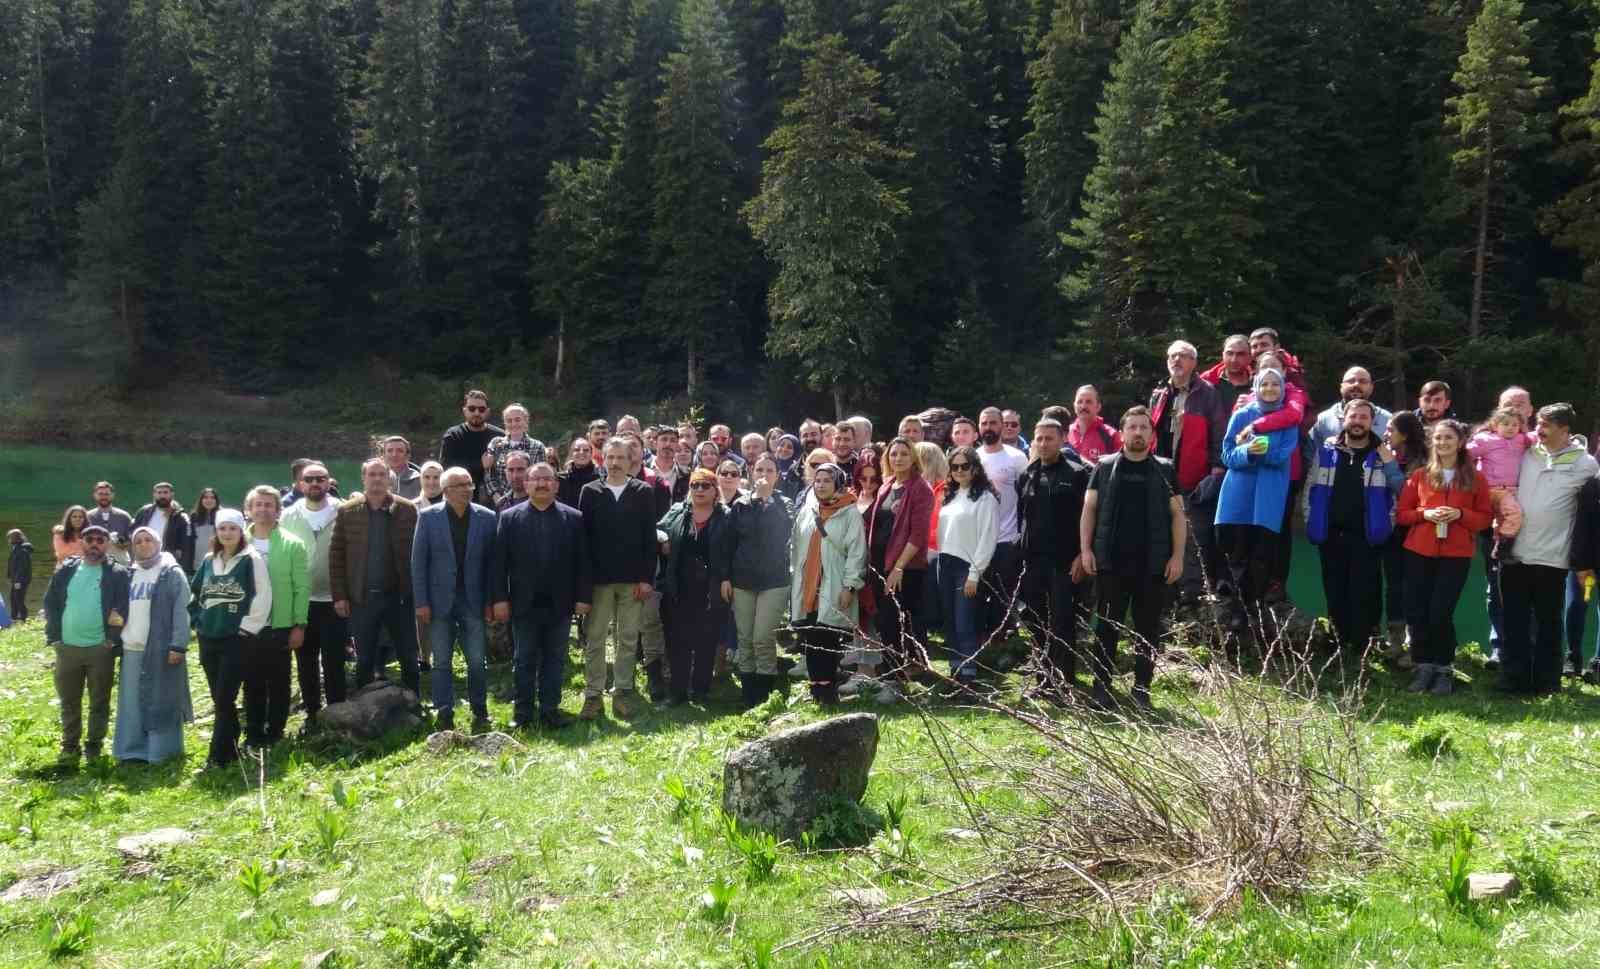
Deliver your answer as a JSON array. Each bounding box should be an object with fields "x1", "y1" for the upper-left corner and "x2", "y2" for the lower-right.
[{"x1": 216, "y1": 508, "x2": 247, "y2": 531}]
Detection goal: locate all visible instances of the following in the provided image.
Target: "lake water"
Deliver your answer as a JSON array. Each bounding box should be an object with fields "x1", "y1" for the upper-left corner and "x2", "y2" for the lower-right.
[
  {"x1": 0, "y1": 443, "x2": 1495, "y2": 647},
  {"x1": 0, "y1": 444, "x2": 363, "y2": 616}
]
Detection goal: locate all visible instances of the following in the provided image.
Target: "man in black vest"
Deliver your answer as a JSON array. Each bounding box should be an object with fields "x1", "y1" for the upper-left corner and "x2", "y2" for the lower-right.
[
  {"x1": 1077, "y1": 406, "x2": 1185, "y2": 712},
  {"x1": 1016, "y1": 418, "x2": 1093, "y2": 692}
]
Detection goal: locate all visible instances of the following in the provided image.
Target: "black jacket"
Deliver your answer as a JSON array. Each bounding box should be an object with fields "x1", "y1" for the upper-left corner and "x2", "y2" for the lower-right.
[
  {"x1": 439, "y1": 421, "x2": 505, "y2": 493},
  {"x1": 656, "y1": 501, "x2": 735, "y2": 605},
  {"x1": 1018, "y1": 451, "x2": 1093, "y2": 567},
  {"x1": 558, "y1": 464, "x2": 600, "y2": 508},
  {"x1": 43, "y1": 557, "x2": 131, "y2": 646},
  {"x1": 490, "y1": 500, "x2": 592, "y2": 618},
  {"x1": 133, "y1": 503, "x2": 195, "y2": 573},
  {"x1": 1569, "y1": 476, "x2": 1600, "y2": 573},
  {"x1": 727, "y1": 493, "x2": 793, "y2": 591},
  {"x1": 578, "y1": 477, "x2": 661, "y2": 585},
  {"x1": 7, "y1": 541, "x2": 31, "y2": 585}
]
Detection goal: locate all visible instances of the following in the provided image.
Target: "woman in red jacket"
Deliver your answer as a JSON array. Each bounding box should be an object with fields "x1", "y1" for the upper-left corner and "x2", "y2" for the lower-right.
[
  {"x1": 1395, "y1": 419, "x2": 1492, "y2": 695},
  {"x1": 865, "y1": 438, "x2": 935, "y2": 702}
]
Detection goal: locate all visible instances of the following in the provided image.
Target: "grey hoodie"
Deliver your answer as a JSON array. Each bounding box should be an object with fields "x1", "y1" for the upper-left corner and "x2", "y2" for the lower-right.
[{"x1": 1509, "y1": 441, "x2": 1600, "y2": 570}]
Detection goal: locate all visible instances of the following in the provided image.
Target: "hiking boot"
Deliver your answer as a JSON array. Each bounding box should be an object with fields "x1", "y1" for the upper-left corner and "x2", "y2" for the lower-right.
[
  {"x1": 1130, "y1": 685, "x2": 1155, "y2": 714},
  {"x1": 470, "y1": 715, "x2": 493, "y2": 734},
  {"x1": 611, "y1": 691, "x2": 638, "y2": 719},
  {"x1": 434, "y1": 710, "x2": 455, "y2": 732},
  {"x1": 1484, "y1": 648, "x2": 1502, "y2": 671},
  {"x1": 1430, "y1": 667, "x2": 1455, "y2": 696},
  {"x1": 1088, "y1": 682, "x2": 1116, "y2": 712},
  {"x1": 578, "y1": 696, "x2": 604, "y2": 720},
  {"x1": 838, "y1": 673, "x2": 877, "y2": 695},
  {"x1": 644, "y1": 660, "x2": 667, "y2": 702},
  {"x1": 1383, "y1": 622, "x2": 1407, "y2": 658},
  {"x1": 539, "y1": 709, "x2": 573, "y2": 729},
  {"x1": 1406, "y1": 664, "x2": 1435, "y2": 693}
]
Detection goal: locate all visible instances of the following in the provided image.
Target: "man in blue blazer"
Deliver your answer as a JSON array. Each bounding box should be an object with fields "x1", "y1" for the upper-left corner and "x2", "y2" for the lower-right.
[
  {"x1": 411, "y1": 467, "x2": 498, "y2": 732},
  {"x1": 491, "y1": 461, "x2": 592, "y2": 729}
]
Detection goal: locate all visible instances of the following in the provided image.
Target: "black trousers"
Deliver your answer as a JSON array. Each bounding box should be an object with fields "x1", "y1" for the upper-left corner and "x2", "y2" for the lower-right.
[
  {"x1": 1092, "y1": 572, "x2": 1168, "y2": 689},
  {"x1": 244, "y1": 628, "x2": 292, "y2": 744},
  {"x1": 297, "y1": 601, "x2": 347, "y2": 717},
  {"x1": 1219, "y1": 524, "x2": 1274, "y2": 607},
  {"x1": 870, "y1": 566, "x2": 927, "y2": 678},
  {"x1": 1271, "y1": 479, "x2": 1304, "y2": 586},
  {"x1": 1499, "y1": 562, "x2": 1567, "y2": 693},
  {"x1": 352, "y1": 591, "x2": 421, "y2": 694},
  {"x1": 663, "y1": 596, "x2": 727, "y2": 701},
  {"x1": 1020, "y1": 557, "x2": 1082, "y2": 679},
  {"x1": 7, "y1": 579, "x2": 27, "y2": 622},
  {"x1": 981, "y1": 540, "x2": 1022, "y2": 642},
  {"x1": 200, "y1": 635, "x2": 245, "y2": 766},
  {"x1": 1403, "y1": 551, "x2": 1471, "y2": 667},
  {"x1": 1318, "y1": 527, "x2": 1383, "y2": 649},
  {"x1": 797, "y1": 620, "x2": 850, "y2": 701}
]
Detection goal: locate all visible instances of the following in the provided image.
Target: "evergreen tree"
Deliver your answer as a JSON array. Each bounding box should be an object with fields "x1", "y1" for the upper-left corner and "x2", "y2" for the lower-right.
[
  {"x1": 648, "y1": 0, "x2": 750, "y2": 403},
  {"x1": 743, "y1": 34, "x2": 909, "y2": 416},
  {"x1": 1444, "y1": 0, "x2": 1549, "y2": 403},
  {"x1": 534, "y1": 157, "x2": 623, "y2": 395}
]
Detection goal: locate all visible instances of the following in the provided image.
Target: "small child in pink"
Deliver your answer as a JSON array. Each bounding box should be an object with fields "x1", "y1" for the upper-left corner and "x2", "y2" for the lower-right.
[{"x1": 1466, "y1": 407, "x2": 1533, "y2": 555}]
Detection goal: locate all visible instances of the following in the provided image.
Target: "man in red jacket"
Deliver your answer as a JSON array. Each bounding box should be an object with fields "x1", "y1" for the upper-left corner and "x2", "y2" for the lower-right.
[
  {"x1": 1150, "y1": 340, "x2": 1227, "y2": 604},
  {"x1": 1198, "y1": 334, "x2": 1255, "y2": 414}
]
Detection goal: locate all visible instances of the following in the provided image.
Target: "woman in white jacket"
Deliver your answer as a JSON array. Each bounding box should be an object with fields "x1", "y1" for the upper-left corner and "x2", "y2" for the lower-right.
[
  {"x1": 933, "y1": 446, "x2": 999, "y2": 685},
  {"x1": 788, "y1": 464, "x2": 865, "y2": 704}
]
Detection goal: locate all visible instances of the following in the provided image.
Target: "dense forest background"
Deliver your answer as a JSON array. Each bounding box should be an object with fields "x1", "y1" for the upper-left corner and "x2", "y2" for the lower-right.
[{"x1": 4, "y1": 0, "x2": 1600, "y2": 432}]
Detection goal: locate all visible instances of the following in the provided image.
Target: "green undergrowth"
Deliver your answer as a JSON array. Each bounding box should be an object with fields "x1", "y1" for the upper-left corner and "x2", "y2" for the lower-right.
[{"x1": 1, "y1": 620, "x2": 1599, "y2": 967}]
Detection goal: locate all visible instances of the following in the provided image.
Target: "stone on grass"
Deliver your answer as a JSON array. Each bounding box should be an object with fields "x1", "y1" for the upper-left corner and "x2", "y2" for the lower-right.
[
  {"x1": 425, "y1": 730, "x2": 526, "y2": 757},
  {"x1": 722, "y1": 713, "x2": 878, "y2": 841},
  {"x1": 1468, "y1": 873, "x2": 1521, "y2": 900},
  {"x1": 317, "y1": 682, "x2": 423, "y2": 742},
  {"x1": 1, "y1": 866, "x2": 81, "y2": 904},
  {"x1": 831, "y1": 887, "x2": 889, "y2": 909},
  {"x1": 302, "y1": 949, "x2": 337, "y2": 969},
  {"x1": 310, "y1": 888, "x2": 340, "y2": 908},
  {"x1": 117, "y1": 827, "x2": 196, "y2": 857}
]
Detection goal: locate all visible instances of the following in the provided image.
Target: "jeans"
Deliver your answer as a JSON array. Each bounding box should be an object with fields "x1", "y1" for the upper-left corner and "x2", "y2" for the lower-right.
[
  {"x1": 1563, "y1": 571, "x2": 1597, "y2": 668},
  {"x1": 1498, "y1": 562, "x2": 1567, "y2": 693},
  {"x1": 1403, "y1": 552, "x2": 1471, "y2": 668},
  {"x1": 511, "y1": 611, "x2": 570, "y2": 721},
  {"x1": 428, "y1": 598, "x2": 488, "y2": 717},
  {"x1": 53, "y1": 644, "x2": 115, "y2": 754},
  {"x1": 1091, "y1": 572, "x2": 1168, "y2": 689},
  {"x1": 870, "y1": 566, "x2": 927, "y2": 678},
  {"x1": 733, "y1": 586, "x2": 786, "y2": 675},
  {"x1": 1318, "y1": 527, "x2": 1383, "y2": 649},
  {"x1": 199, "y1": 635, "x2": 245, "y2": 765},
  {"x1": 981, "y1": 540, "x2": 1022, "y2": 643},
  {"x1": 931, "y1": 555, "x2": 981, "y2": 679},
  {"x1": 1019, "y1": 557, "x2": 1082, "y2": 680},
  {"x1": 585, "y1": 584, "x2": 642, "y2": 697},
  {"x1": 352, "y1": 591, "x2": 420, "y2": 694},
  {"x1": 252, "y1": 628, "x2": 294, "y2": 742},
  {"x1": 298, "y1": 600, "x2": 347, "y2": 716}
]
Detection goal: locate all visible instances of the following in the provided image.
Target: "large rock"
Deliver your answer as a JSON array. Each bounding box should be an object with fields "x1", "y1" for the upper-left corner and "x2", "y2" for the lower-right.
[
  {"x1": 317, "y1": 682, "x2": 423, "y2": 742},
  {"x1": 425, "y1": 730, "x2": 526, "y2": 757},
  {"x1": 117, "y1": 827, "x2": 196, "y2": 858},
  {"x1": 1468, "y1": 873, "x2": 1521, "y2": 901},
  {"x1": 1, "y1": 866, "x2": 81, "y2": 904},
  {"x1": 722, "y1": 713, "x2": 879, "y2": 840}
]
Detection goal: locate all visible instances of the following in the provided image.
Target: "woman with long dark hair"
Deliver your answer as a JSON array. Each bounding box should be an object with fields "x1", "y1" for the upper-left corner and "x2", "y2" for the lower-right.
[
  {"x1": 864, "y1": 438, "x2": 935, "y2": 702},
  {"x1": 1395, "y1": 419, "x2": 1492, "y2": 695},
  {"x1": 558, "y1": 437, "x2": 599, "y2": 507},
  {"x1": 53, "y1": 505, "x2": 88, "y2": 568},
  {"x1": 1380, "y1": 412, "x2": 1427, "y2": 665},
  {"x1": 190, "y1": 509, "x2": 272, "y2": 768},
  {"x1": 189, "y1": 488, "x2": 221, "y2": 560},
  {"x1": 933, "y1": 446, "x2": 999, "y2": 685}
]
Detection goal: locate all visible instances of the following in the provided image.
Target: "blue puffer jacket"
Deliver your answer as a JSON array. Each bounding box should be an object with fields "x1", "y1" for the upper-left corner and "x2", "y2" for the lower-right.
[
  {"x1": 1305, "y1": 440, "x2": 1402, "y2": 546},
  {"x1": 1215, "y1": 404, "x2": 1298, "y2": 532}
]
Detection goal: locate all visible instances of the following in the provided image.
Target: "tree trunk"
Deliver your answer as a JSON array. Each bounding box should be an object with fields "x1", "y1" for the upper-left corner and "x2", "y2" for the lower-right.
[
  {"x1": 687, "y1": 336, "x2": 699, "y2": 404},
  {"x1": 1391, "y1": 257, "x2": 1407, "y2": 412},
  {"x1": 1467, "y1": 139, "x2": 1492, "y2": 412},
  {"x1": 832, "y1": 385, "x2": 845, "y2": 421},
  {"x1": 33, "y1": 26, "x2": 57, "y2": 252},
  {"x1": 553, "y1": 310, "x2": 565, "y2": 388}
]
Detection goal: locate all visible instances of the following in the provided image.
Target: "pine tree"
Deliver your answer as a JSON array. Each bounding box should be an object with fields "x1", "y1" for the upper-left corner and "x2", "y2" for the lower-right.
[
  {"x1": 1444, "y1": 0, "x2": 1549, "y2": 404},
  {"x1": 743, "y1": 34, "x2": 909, "y2": 416},
  {"x1": 648, "y1": 0, "x2": 750, "y2": 403},
  {"x1": 534, "y1": 157, "x2": 623, "y2": 394}
]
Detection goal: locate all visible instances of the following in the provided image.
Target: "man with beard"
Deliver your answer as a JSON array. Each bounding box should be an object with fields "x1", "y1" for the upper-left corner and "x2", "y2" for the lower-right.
[
  {"x1": 831, "y1": 423, "x2": 858, "y2": 481},
  {"x1": 1415, "y1": 380, "x2": 1456, "y2": 442},
  {"x1": 1198, "y1": 335, "x2": 1256, "y2": 414},
  {"x1": 1248, "y1": 327, "x2": 1309, "y2": 391},
  {"x1": 977, "y1": 407, "x2": 1029, "y2": 642},
  {"x1": 1311, "y1": 367, "x2": 1393, "y2": 452},
  {"x1": 493, "y1": 462, "x2": 591, "y2": 729},
  {"x1": 494, "y1": 452, "x2": 532, "y2": 513},
  {"x1": 650, "y1": 427, "x2": 688, "y2": 503},
  {"x1": 1149, "y1": 341, "x2": 1227, "y2": 603},
  {"x1": 43, "y1": 524, "x2": 129, "y2": 764},
  {"x1": 1077, "y1": 406, "x2": 1184, "y2": 711},
  {"x1": 1017, "y1": 419, "x2": 1092, "y2": 691},
  {"x1": 133, "y1": 482, "x2": 195, "y2": 573},
  {"x1": 87, "y1": 481, "x2": 135, "y2": 566},
  {"x1": 439, "y1": 390, "x2": 504, "y2": 501},
  {"x1": 1306, "y1": 399, "x2": 1403, "y2": 651},
  {"x1": 1066, "y1": 385, "x2": 1121, "y2": 464},
  {"x1": 798, "y1": 419, "x2": 823, "y2": 456},
  {"x1": 279, "y1": 462, "x2": 347, "y2": 725},
  {"x1": 576, "y1": 439, "x2": 658, "y2": 719}
]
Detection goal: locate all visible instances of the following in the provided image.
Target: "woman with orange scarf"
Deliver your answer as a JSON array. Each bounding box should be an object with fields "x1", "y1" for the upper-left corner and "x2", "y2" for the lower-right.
[{"x1": 787, "y1": 463, "x2": 866, "y2": 704}]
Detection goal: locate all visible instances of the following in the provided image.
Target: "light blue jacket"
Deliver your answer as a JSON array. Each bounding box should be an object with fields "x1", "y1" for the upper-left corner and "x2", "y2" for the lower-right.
[
  {"x1": 1216, "y1": 404, "x2": 1298, "y2": 532},
  {"x1": 411, "y1": 503, "x2": 498, "y2": 615}
]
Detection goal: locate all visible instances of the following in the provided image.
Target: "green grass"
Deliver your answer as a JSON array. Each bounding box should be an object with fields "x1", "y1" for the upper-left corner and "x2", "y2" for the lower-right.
[{"x1": 2, "y1": 619, "x2": 1600, "y2": 968}]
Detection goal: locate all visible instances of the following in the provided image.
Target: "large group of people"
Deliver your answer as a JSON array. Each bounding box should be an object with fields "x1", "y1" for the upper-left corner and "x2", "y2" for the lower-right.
[{"x1": 12, "y1": 336, "x2": 1600, "y2": 770}]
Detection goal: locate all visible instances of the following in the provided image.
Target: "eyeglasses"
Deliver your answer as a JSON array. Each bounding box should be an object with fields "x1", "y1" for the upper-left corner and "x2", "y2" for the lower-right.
[
  {"x1": 949, "y1": 462, "x2": 972, "y2": 472},
  {"x1": 690, "y1": 482, "x2": 714, "y2": 491}
]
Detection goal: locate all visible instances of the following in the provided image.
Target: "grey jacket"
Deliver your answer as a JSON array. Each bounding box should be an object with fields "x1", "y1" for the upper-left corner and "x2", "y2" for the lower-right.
[
  {"x1": 1508, "y1": 442, "x2": 1600, "y2": 570},
  {"x1": 126, "y1": 557, "x2": 194, "y2": 732},
  {"x1": 788, "y1": 496, "x2": 866, "y2": 631}
]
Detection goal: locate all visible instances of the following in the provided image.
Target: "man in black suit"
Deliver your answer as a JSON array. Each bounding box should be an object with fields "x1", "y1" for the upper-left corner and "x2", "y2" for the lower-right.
[{"x1": 491, "y1": 462, "x2": 592, "y2": 729}]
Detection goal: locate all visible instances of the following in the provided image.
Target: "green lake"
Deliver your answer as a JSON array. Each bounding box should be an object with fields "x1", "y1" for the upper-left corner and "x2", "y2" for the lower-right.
[{"x1": 0, "y1": 443, "x2": 1493, "y2": 646}]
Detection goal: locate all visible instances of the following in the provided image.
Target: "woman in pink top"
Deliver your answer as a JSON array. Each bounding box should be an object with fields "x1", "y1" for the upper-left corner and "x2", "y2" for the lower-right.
[
  {"x1": 1467, "y1": 407, "x2": 1535, "y2": 554},
  {"x1": 52, "y1": 505, "x2": 88, "y2": 568}
]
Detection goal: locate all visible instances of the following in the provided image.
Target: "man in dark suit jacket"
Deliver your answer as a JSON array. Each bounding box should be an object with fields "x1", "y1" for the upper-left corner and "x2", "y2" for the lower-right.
[
  {"x1": 412, "y1": 467, "x2": 498, "y2": 732},
  {"x1": 491, "y1": 461, "x2": 593, "y2": 729}
]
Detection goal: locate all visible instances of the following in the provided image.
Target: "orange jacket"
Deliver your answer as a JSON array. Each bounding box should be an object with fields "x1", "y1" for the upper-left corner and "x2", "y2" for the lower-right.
[{"x1": 1396, "y1": 469, "x2": 1493, "y2": 559}]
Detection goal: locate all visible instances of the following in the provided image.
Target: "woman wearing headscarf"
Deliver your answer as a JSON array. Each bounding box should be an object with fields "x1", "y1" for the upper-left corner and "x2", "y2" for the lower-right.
[
  {"x1": 789, "y1": 463, "x2": 865, "y2": 704},
  {"x1": 113, "y1": 527, "x2": 193, "y2": 763},
  {"x1": 1215, "y1": 368, "x2": 1299, "y2": 635},
  {"x1": 775, "y1": 434, "x2": 805, "y2": 500},
  {"x1": 657, "y1": 468, "x2": 735, "y2": 704},
  {"x1": 189, "y1": 509, "x2": 271, "y2": 768}
]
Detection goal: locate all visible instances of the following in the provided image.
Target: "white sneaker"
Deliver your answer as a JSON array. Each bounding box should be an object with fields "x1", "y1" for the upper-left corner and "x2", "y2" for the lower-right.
[
  {"x1": 874, "y1": 681, "x2": 903, "y2": 705},
  {"x1": 837, "y1": 673, "x2": 878, "y2": 696}
]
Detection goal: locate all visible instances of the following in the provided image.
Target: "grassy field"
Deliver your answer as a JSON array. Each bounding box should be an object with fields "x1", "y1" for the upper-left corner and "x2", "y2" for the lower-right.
[{"x1": 1, "y1": 617, "x2": 1599, "y2": 968}]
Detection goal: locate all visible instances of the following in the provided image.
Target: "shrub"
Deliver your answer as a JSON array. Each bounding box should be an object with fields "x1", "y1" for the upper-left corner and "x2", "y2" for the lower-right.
[{"x1": 385, "y1": 904, "x2": 486, "y2": 969}]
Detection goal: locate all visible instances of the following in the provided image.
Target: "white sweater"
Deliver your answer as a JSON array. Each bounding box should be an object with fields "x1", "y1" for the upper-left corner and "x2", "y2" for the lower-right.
[{"x1": 936, "y1": 489, "x2": 999, "y2": 579}]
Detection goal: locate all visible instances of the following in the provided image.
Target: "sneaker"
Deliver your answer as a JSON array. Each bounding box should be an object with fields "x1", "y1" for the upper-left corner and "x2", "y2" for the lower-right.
[
  {"x1": 578, "y1": 696, "x2": 604, "y2": 721},
  {"x1": 1565, "y1": 658, "x2": 1582, "y2": 679},
  {"x1": 1430, "y1": 667, "x2": 1455, "y2": 696},
  {"x1": 1406, "y1": 664, "x2": 1435, "y2": 693},
  {"x1": 539, "y1": 709, "x2": 573, "y2": 729},
  {"x1": 837, "y1": 673, "x2": 878, "y2": 696},
  {"x1": 611, "y1": 691, "x2": 637, "y2": 719},
  {"x1": 1484, "y1": 648, "x2": 1502, "y2": 671},
  {"x1": 874, "y1": 681, "x2": 904, "y2": 705},
  {"x1": 788, "y1": 657, "x2": 811, "y2": 679}
]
